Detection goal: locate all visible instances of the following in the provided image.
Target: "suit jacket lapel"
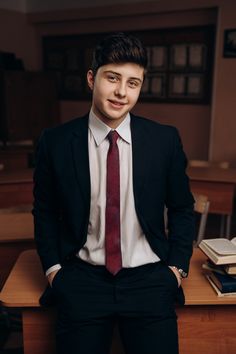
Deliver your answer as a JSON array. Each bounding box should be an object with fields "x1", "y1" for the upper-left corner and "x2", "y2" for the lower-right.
[
  {"x1": 131, "y1": 115, "x2": 152, "y2": 205},
  {"x1": 71, "y1": 116, "x2": 91, "y2": 209},
  {"x1": 70, "y1": 114, "x2": 151, "y2": 210}
]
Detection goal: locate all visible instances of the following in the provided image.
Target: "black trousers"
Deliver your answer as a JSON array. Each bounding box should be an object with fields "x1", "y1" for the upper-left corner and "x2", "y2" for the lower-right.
[{"x1": 52, "y1": 258, "x2": 180, "y2": 354}]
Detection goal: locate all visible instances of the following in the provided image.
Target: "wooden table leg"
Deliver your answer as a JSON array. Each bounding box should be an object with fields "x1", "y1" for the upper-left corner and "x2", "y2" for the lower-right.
[{"x1": 22, "y1": 308, "x2": 56, "y2": 354}]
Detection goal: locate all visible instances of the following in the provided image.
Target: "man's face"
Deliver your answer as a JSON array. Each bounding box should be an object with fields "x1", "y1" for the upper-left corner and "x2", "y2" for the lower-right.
[{"x1": 87, "y1": 63, "x2": 144, "y2": 128}]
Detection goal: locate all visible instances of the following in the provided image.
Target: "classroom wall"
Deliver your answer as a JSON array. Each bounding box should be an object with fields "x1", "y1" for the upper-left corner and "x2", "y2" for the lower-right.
[
  {"x1": 28, "y1": 6, "x2": 216, "y2": 161},
  {"x1": 0, "y1": 0, "x2": 26, "y2": 12},
  {"x1": 209, "y1": 2, "x2": 236, "y2": 164},
  {"x1": 0, "y1": 0, "x2": 236, "y2": 164},
  {"x1": 0, "y1": 9, "x2": 38, "y2": 70}
]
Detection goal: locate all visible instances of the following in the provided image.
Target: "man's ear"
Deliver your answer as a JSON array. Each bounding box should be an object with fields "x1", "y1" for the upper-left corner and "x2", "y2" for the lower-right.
[{"x1": 87, "y1": 70, "x2": 95, "y2": 90}]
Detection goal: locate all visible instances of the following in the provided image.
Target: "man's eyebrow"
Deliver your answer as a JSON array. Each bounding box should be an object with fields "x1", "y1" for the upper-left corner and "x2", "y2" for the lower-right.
[{"x1": 104, "y1": 70, "x2": 143, "y2": 83}]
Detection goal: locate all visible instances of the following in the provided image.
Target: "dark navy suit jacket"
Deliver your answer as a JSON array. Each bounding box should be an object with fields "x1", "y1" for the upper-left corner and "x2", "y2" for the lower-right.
[{"x1": 33, "y1": 114, "x2": 195, "y2": 304}]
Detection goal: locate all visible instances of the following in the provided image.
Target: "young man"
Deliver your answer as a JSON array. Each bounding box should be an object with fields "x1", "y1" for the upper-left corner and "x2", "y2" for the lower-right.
[{"x1": 33, "y1": 32, "x2": 195, "y2": 354}]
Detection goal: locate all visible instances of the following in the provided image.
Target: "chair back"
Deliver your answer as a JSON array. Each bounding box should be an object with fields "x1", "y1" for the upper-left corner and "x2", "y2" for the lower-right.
[{"x1": 193, "y1": 193, "x2": 210, "y2": 246}]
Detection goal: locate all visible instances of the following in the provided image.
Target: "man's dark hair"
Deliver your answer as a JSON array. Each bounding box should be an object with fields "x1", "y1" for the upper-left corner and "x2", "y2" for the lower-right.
[{"x1": 91, "y1": 32, "x2": 148, "y2": 74}]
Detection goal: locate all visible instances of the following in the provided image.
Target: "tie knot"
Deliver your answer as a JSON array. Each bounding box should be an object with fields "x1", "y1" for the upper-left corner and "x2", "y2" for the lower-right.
[{"x1": 108, "y1": 130, "x2": 119, "y2": 145}]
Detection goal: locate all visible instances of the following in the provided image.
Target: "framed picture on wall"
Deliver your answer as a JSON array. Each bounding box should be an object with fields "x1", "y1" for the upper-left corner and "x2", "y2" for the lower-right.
[
  {"x1": 170, "y1": 44, "x2": 188, "y2": 69},
  {"x1": 147, "y1": 46, "x2": 167, "y2": 70},
  {"x1": 223, "y1": 29, "x2": 236, "y2": 57},
  {"x1": 186, "y1": 74, "x2": 204, "y2": 97},
  {"x1": 141, "y1": 74, "x2": 166, "y2": 98},
  {"x1": 42, "y1": 25, "x2": 215, "y2": 103},
  {"x1": 169, "y1": 74, "x2": 186, "y2": 97},
  {"x1": 150, "y1": 74, "x2": 166, "y2": 97},
  {"x1": 189, "y1": 44, "x2": 206, "y2": 69},
  {"x1": 169, "y1": 74, "x2": 204, "y2": 99}
]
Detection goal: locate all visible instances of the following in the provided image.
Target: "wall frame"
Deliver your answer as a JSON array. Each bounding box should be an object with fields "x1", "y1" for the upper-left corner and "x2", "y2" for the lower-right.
[
  {"x1": 189, "y1": 44, "x2": 207, "y2": 69},
  {"x1": 169, "y1": 74, "x2": 186, "y2": 97},
  {"x1": 42, "y1": 25, "x2": 215, "y2": 103},
  {"x1": 147, "y1": 46, "x2": 168, "y2": 70},
  {"x1": 170, "y1": 44, "x2": 188, "y2": 69},
  {"x1": 169, "y1": 74, "x2": 204, "y2": 99},
  {"x1": 187, "y1": 74, "x2": 204, "y2": 97},
  {"x1": 223, "y1": 29, "x2": 236, "y2": 58},
  {"x1": 142, "y1": 73, "x2": 166, "y2": 98}
]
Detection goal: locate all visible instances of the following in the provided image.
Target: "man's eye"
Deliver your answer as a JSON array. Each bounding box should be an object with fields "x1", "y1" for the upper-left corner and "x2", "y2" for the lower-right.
[
  {"x1": 107, "y1": 75, "x2": 118, "y2": 82},
  {"x1": 128, "y1": 81, "x2": 139, "y2": 88}
]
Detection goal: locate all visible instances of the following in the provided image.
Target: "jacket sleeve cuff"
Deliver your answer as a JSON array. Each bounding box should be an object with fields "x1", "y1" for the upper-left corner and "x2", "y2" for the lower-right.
[{"x1": 45, "y1": 264, "x2": 62, "y2": 277}]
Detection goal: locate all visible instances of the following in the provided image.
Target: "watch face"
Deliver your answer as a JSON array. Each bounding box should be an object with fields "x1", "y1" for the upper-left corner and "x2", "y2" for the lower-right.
[{"x1": 179, "y1": 269, "x2": 187, "y2": 278}]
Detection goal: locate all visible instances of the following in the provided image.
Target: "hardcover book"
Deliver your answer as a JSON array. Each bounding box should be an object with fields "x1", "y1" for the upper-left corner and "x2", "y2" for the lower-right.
[
  {"x1": 199, "y1": 237, "x2": 236, "y2": 265},
  {"x1": 202, "y1": 260, "x2": 225, "y2": 274},
  {"x1": 224, "y1": 263, "x2": 236, "y2": 275},
  {"x1": 208, "y1": 271, "x2": 236, "y2": 293},
  {"x1": 205, "y1": 275, "x2": 236, "y2": 297}
]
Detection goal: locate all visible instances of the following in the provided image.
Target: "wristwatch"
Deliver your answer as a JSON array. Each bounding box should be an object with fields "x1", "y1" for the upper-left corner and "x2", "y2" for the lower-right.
[
  {"x1": 171, "y1": 266, "x2": 188, "y2": 279},
  {"x1": 178, "y1": 268, "x2": 188, "y2": 278}
]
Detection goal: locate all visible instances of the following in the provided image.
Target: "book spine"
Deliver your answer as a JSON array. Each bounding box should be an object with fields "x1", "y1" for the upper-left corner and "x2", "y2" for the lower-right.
[
  {"x1": 221, "y1": 284, "x2": 236, "y2": 293},
  {"x1": 205, "y1": 275, "x2": 236, "y2": 297},
  {"x1": 224, "y1": 265, "x2": 236, "y2": 275},
  {"x1": 209, "y1": 273, "x2": 236, "y2": 293}
]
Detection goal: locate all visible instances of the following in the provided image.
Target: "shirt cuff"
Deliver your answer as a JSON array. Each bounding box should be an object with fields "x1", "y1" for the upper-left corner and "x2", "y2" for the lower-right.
[{"x1": 45, "y1": 264, "x2": 62, "y2": 277}]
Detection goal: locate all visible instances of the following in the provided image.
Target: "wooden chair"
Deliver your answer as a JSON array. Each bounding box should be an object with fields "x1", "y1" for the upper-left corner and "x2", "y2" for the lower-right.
[
  {"x1": 193, "y1": 194, "x2": 210, "y2": 246},
  {"x1": 164, "y1": 194, "x2": 210, "y2": 246},
  {"x1": 189, "y1": 160, "x2": 231, "y2": 237}
]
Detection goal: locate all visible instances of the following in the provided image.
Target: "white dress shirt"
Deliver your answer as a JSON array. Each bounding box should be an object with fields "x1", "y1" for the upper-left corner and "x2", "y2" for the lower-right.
[
  {"x1": 78, "y1": 110, "x2": 159, "y2": 267},
  {"x1": 46, "y1": 110, "x2": 159, "y2": 276}
]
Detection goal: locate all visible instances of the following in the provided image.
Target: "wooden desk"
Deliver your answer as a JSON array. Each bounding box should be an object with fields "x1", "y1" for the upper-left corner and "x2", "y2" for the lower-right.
[
  {"x1": 0, "y1": 212, "x2": 34, "y2": 242},
  {"x1": 188, "y1": 166, "x2": 236, "y2": 237},
  {"x1": 0, "y1": 169, "x2": 33, "y2": 208},
  {"x1": 0, "y1": 212, "x2": 35, "y2": 290},
  {"x1": 1, "y1": 166, "x2": 234, "y2": 232},
  {"x1": 0, "y1": 249, "x2": 236, "y2": 354},
  {"x1": 0, "y1": 147, "x2": 33, "y2": 171}
]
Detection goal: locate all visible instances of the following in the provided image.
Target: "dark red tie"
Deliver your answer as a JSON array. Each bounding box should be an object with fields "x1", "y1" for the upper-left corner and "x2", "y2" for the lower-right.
[{"x1": 105, "y1": 130, "x2": 122, "y2": 275}]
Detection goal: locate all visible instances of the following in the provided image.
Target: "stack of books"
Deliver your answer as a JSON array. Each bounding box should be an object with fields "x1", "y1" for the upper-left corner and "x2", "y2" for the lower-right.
[{"x1": 199, "y1": 237, "x2": 236, "y2": 297}]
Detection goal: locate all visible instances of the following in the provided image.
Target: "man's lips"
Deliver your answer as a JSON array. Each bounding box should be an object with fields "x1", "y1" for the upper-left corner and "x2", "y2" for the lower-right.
[{"x1": 108, "y1": 99, "x2": 127, "y2": 107}]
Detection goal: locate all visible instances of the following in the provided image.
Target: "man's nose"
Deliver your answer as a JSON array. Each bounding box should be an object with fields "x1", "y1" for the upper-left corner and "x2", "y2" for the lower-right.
[{"x1": 114, "y1": 82, "x2": 126, "y2": 97}]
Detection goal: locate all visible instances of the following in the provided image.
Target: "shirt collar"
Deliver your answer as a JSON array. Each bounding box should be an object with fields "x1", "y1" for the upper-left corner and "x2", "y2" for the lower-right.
[{"x1": 89, "y1": 109, "x2": 131, "y2": 146}]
